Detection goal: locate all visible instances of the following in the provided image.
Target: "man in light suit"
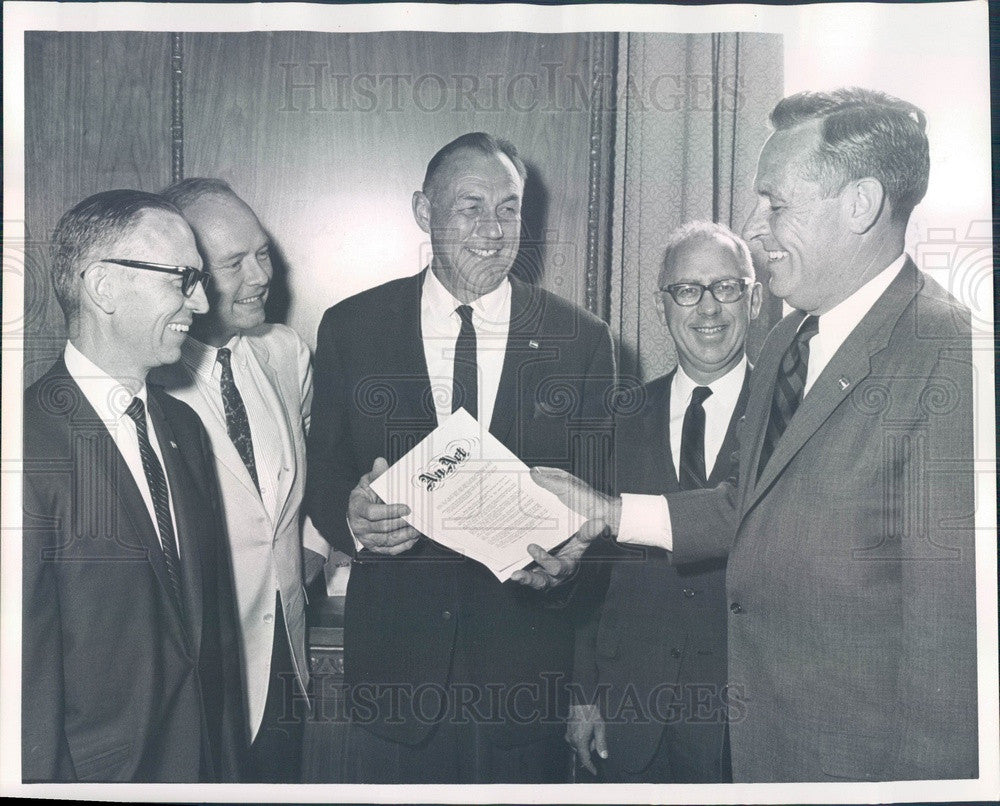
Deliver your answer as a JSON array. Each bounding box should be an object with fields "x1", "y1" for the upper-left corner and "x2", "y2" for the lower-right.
[
  {"x1": 154, "y1": 179, "x2": 322, "y2": 782},
  {"x1": 22, "y1": 190, "x2": 247, "y2": 782},
  {"x1": 306, "y1": 132, "x2": 616, "y2": 783},
  {"x1": 568, "y1": 221, "x2": 758, "y2": 783},
  {"x1": 534, "y1": 88, "x2": 978, "y2": 781}
]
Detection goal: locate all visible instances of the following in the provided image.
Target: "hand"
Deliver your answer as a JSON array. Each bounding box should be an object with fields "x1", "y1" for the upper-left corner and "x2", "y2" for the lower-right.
[
  {"x1": 347, "y1": 457, "x2": 420, "y2": 555},
  {"x1": 566, "y1": 703, "x2": 608, "y2": 775},
  {"x1": 302, "y1": 547, "x2": 328, "y2": 586},
  {"x1": 529, "y1": 466, "x2": 622, "y2": 535},
  {"x1": 509, "y1": 519, "x2": 607, "y2": 590}
]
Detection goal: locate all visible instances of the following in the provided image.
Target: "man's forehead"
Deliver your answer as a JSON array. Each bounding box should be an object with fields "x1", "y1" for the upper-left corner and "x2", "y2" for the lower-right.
[
  {"x1": 665, "y1": 236, "x2": 744, "y2": 280},
  {"x1": 433, "y1": 149, "x2": 523, "y2": 194},
  {"x1": 117, "y1": 209, "x2": 199, "y2": 259},
  {"x1": 757, "y1": 121, "x2": 822, "y2": 183}
]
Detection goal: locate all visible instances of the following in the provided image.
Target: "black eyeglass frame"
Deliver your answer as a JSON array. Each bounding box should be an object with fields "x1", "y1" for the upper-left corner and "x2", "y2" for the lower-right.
[
  {"x1": 82, "y1": 258, "x2": 210, "y2": 297},
  {"x1": 659, "y1": 277, "x2": 751, "y2": 307}
]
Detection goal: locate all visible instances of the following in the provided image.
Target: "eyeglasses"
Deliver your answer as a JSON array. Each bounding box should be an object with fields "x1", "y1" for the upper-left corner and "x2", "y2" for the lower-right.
[
  {"x1": 660, "y1": 278, "x2": 750, "y2": 306},
  {"x1": 84, "y1": 259, "x2": 210, "y2": 297}
]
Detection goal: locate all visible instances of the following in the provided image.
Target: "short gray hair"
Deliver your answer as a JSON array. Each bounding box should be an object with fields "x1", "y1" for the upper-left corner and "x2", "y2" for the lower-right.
[{"x1": 658, "y1": 220, "x2": 753, "y2": 288}]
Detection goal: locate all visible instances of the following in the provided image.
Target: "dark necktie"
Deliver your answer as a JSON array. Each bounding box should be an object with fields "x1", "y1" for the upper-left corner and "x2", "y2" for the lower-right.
[
  {"x1": 452, "y1": 304, "x2": 478, "y2": 420},
  {"x1": 218, "y1": 347, "x2": 260, "y2": 493},
  {"x1": 678, "y1": 385, "x2": 713, "y2": 490},
  {"x1": 757, "y1": 314, "x2": 820, "y2": 480},
  {"x1": 125, "y1": 396, "x2": 185, "y2": 616}
]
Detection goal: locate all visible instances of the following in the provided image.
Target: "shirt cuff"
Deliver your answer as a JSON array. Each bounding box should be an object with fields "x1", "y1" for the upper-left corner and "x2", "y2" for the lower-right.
[
  {"x1": 346, "y1": 515, "x2": 365, "y2": 554},
  {"x1": 617, "y1": 493, "x2": 673, "y2": 551}
]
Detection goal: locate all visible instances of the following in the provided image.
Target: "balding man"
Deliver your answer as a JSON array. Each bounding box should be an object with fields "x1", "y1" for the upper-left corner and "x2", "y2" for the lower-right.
[
  {"x1": 568, "y1": 221, "x2": 759, "y2": 783},
  {"x1": 22, "y1": 190, "x2": 246, "y2": 782},
  {"x1": 154, "y1": 178, "x2": 319, "y2": 782}
]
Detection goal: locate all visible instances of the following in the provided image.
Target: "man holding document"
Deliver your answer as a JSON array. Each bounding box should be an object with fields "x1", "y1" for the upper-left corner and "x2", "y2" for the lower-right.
[{"x1": 306, "y1": 132, "x2": 615, "y2": 783}]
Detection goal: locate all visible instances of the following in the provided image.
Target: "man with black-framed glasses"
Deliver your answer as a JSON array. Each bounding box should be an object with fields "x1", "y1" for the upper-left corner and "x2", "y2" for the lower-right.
[
  {"x1": 567, "y1": 220, "x2": 759, "y2": 783},
  {"x1": 22, "y1": 189, "x2": 247, "y2": 782}
]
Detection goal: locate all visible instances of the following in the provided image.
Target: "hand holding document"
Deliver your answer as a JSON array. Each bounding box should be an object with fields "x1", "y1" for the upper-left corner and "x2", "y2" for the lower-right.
[{"x1": 369, "y1": 409, "x2": 586, "y2": 581}]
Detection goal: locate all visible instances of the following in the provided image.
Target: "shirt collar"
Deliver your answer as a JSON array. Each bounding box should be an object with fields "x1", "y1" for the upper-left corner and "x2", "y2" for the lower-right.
[
  {"x1": 63, "y1": 340, "x2": 147, "y2": 423},
  {"x1": 423, "y1": 266, "x2": 511, "y2": 326},
  {"x1": 815, "y1": 253, "x2": 907, "y2": 345},
  {"x1": 674, "y1": 355, "x2": 748, "y2": 403},
  {"x1": 182, "y1": 332, "x2": 243, "y2": 379}
]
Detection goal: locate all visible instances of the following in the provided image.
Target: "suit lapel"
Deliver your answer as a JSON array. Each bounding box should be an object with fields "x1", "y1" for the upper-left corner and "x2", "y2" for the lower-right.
[
  {"x1": 245, "y1": 337, "x2": 296, "y2": 522},
  {"x1": 148, "y1": 390, "x2": 203, "y2": 652},
  {"x1": 746, "y1": 261, "x2": 923, "y2": 511},
  {"x1": 489, "y1": 278, "x2": 544, "y2": 446},
  {"x1": 389, "y1": 270, "x2": 437, "y2": 448},
  {"x1": 56, "y1": 365, "x2": 189, "y2": 641},
  {"x1": 651, "y1": 372, "x2": 680, "y2": 491}
]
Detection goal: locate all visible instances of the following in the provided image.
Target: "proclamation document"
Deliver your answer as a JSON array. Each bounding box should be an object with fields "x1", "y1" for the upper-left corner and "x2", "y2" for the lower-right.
[{"x1": 370, "y1": 409, "x2": 585, "y2": 581}]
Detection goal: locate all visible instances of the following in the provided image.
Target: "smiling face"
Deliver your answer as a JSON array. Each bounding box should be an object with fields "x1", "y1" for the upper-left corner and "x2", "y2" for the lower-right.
[
  {"x1": 109, "y1": 208, "x2": 208, "y2": 381},
  {"x1": 743, "y1": 122, "x2": 853, "y2": 314},
  {"x1": 657, "y1": 233, "x2": 760, "y2": 385},
  {"x1": 414, "y1": 148, "x2": 523, "y2": 303},
  {"x1": 180, "y1": 192, "x2": 272, "y2": 346}
]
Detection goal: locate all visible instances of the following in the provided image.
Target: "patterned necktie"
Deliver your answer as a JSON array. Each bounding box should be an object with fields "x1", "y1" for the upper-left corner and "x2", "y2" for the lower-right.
[
  {"x1": 452, "y1": 304, "x2": 478, "y2": 420},
  {"x1": 679, "y1": 385, "x2": 713, "y2": 490},
  {"x1": 125, "y1": 396, "x2": 185, "y2": 616},
  {"x1": 217, "y1": 347, "x2": 260, "y2": 493},
  {"x1": 757, "y1": 314, "x2": 820, "y2": 480}
]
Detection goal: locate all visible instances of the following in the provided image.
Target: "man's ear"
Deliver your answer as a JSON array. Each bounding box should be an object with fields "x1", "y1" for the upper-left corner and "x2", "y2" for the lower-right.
[
  {"x1": 654, "y1": 291, "x2": 667, "y2": 326},
  {"x1": 748, "y1": 281, "x2": 763, "y2": 321},
  {"x1": 844, "y1": 177, "x2": 885, "y2": 234},
  {"x1": 79, "y1": 261, "x2": 117, "y2": 314},
  {"x1": 412, "y1": 191, "x2": 432, "y2": 234}
]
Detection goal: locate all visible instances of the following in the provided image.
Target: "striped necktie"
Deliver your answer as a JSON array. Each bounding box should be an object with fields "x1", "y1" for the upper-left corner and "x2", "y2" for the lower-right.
[
  {"x1": 757, "y1": 314, "x2": 820, "y2": 481},
  {"x1": 125, "y1": 396, "x2": 185, "y2": 616},
  {"x1": 217, "y1": 347, "x2": 260, "y2": 493}
]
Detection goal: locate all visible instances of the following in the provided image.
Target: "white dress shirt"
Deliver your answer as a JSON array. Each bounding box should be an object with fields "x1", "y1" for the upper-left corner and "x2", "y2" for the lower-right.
[
  {"x1": 668, "y1": 357, "x2": 748, "y2": 479},
  {"x1": 421, "y1": 267, "x2": 511, "y2": 430},
  {"x1": 619, "y1": 253, "x2": 908, "y2": 551},
  {"x1": 180, "y1": 334, "x2": 284, "y2": 521},
  {"x1": 351, "y1": 270, "x2": 513, "y2": 552},
  {"x1": 64, "y1": 340, "x2": 180, "y2": 555}
]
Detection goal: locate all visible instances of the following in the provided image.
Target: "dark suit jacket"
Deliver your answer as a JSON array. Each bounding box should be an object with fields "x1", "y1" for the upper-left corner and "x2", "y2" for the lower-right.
[
  {"x1": 667, "y1": 259, "x2": 978, "y2": 781},
  {"x1": 574, "y1": 367, "x2": 749, "y2": 777},
  {"x1": 22, "y1": 358, "x2": 247, "y2": 782},
  {"x1": 306, "y1": 270, "x2": 616, "y2": 747}
]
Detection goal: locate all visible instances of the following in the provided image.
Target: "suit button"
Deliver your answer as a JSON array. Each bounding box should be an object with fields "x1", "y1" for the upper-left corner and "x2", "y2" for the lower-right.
[
  {"x1": 730, "y1": 602, "x2": 744, "y2": 614},
  {"x1": 670, "y1": 647, "x2": 682, "y2": 658},
  {"x1": 442, "y1": 610, "x2": 452, "y2": 620},
  {"x1": 263, "y1": 613, "x2": 274, "y2": 623},
  {"x1": 682, "y1": 588, "x2": 696, "y2": 598}
]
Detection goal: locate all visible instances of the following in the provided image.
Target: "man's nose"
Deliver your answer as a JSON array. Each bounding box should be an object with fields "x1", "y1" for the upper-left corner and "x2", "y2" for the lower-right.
[
  {"x1": 186, "y1": 281, "x2": 210, "y2": 314},
  {"x1": 245, "y1": 255, "x2": 271, "y2": 285},
  {"x1": 697, "y1": 286, "x2": 722, "y2": 315},
  {"x1": 475, "y1": 214, "x2": 504, "y2": 239}
]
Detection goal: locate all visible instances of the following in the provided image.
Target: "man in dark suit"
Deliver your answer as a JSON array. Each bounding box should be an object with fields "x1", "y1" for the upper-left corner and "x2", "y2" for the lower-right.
[
  {"x1": 568, "y1": 221, "x2": 758, "y2": 782},
  {"x1": 306, "y1": 132, "x2": 615, "y2": 783},
  {"x1": 534, "y1": 88, "x2": 978, "y2": 781},
  {"x1": 22, "y1": 190, "x2": 247, "y2": 782}
]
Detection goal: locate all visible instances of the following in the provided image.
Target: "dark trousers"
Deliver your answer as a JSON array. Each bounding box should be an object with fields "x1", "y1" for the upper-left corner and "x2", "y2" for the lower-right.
[
  {"x1": 603, "y1": 718, "x2": 732, "y2": 783},
  {"x1": 247, "y1": 595, "x2": 307, "y2": 783},
  {"x1": 341, "y1": 719, "x2": 568, "y2": 784}
]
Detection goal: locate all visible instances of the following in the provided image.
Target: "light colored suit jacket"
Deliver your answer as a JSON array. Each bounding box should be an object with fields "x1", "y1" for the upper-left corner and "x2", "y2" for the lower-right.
[
  {"x1": 668, "y1": 260, "x2": 978, "y2": 781},
  {"x1": 155, "y1": 323, "x2": 312, "y2": 740}
]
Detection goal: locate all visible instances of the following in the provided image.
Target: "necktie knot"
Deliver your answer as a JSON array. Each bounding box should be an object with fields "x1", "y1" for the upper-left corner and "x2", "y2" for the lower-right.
[
  {"x1": 690, "y1": 385, "x2": 713, "y2": 407},
  {"x1": 456, "y1": 304, "x2": 474, "y2": 327},
  {"x1": 125, "y1": 396, "x2": 145, "y2": 423},
  {"x1": 217, "y1": 347, "x2": 233, "y2": 370}
]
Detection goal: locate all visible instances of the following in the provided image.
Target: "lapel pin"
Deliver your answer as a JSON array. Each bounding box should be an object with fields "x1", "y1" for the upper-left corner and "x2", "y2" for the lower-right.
[
  {"x1": 837, "y1": 377, "x2": 850, "y2": 391},
  {"x1": 528, "y1": 340, "x2": 539, "y2": 350},
  {"x1": 170, "y1": 441, "x2": 178, "y2": 449}
]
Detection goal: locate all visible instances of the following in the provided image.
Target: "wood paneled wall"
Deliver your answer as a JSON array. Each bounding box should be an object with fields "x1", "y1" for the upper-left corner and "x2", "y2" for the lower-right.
[{"x1": 23, "y1": 31, "x2": 613, "y2": 385}]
